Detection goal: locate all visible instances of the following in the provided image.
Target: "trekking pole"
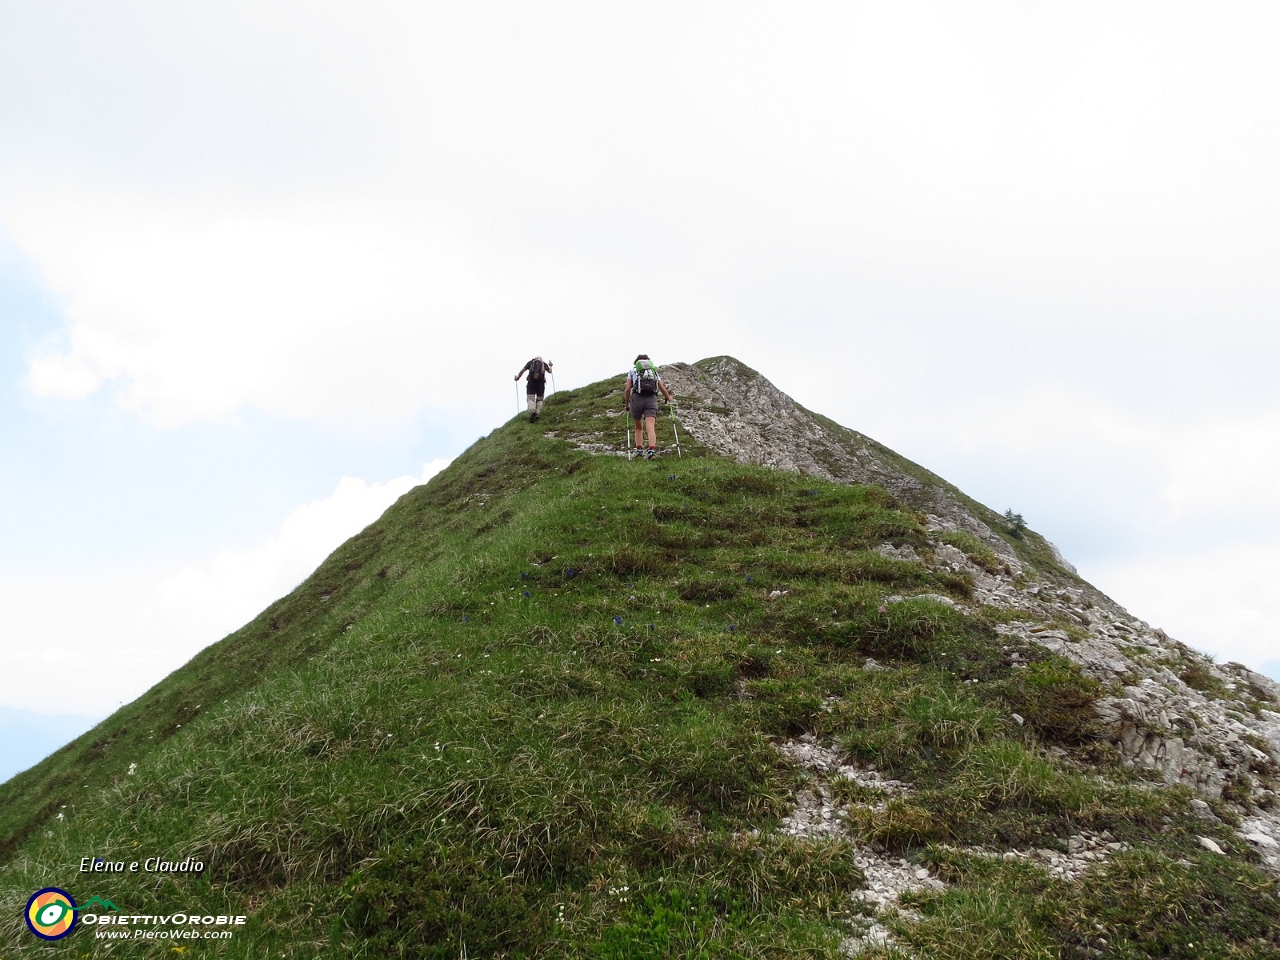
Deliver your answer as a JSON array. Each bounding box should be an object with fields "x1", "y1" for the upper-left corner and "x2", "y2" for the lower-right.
[
  {"x1": 669, "y1": 401, "x2": 682, "y2": 458},
  {"x1": 550, "y1": 370, "x2": 557, "y2": 396},
  {"x1": 624, "y1": 412, "x2": 631, "y2": 460},
  {"x1": 515, "y1": 382, "x2": 522, "y2": 415}
]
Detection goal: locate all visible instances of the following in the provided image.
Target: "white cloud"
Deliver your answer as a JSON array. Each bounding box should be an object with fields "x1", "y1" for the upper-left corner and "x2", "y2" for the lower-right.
[
  {"x1": 1158, "y1": 414, "x2": 1280, "y2": 520},
  {"x1": 873, "y1": 387, "x2": 1280, "y2": 531},
  {"x1": 26, "y1": 349, "x2": 101, "y2": 400},
  {"x1": 14, "y1": 196, "x2": 726, "y2": 428},
  {"x1": 7, "y1": 3, "x2": 1280, "y2": 432},
  {"x1": 0, "y1": 461, "x2": 448, "y2": 714}
]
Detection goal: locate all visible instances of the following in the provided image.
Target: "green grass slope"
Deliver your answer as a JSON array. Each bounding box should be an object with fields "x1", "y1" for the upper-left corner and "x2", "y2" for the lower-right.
[{"x1": 2, "y1": 372, "x2": 1277, "y2": 958}]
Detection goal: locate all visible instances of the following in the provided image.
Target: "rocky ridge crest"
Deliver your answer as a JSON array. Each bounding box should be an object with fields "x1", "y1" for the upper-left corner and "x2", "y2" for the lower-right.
[{"x1": 651, "y1": 357, "x2": 1280, "y2": 876}]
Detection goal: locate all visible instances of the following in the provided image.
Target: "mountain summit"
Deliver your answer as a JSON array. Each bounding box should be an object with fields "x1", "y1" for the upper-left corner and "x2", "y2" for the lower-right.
[{"x1": 3, "y1": 357, "x2": 1278, "y2": 958}]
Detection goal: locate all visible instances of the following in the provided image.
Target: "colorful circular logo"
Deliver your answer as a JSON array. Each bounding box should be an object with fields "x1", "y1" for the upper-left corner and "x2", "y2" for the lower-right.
[{"x1": 25, "y1": 887, "x2": 78, "y2": 940}]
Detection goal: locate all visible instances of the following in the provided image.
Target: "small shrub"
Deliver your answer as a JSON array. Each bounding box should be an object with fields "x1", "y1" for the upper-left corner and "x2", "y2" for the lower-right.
[{"x1": 1003, "y1": 509, "x2": 1028, "y2": 538}]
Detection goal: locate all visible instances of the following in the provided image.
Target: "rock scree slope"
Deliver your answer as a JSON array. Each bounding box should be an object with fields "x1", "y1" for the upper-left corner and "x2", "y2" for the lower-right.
[{"x1": 1, "y1": 355, "x2": 1277, "y2": 959}]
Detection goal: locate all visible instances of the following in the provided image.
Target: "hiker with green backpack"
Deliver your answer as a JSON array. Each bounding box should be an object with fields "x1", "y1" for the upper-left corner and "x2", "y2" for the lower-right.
[
  {"x1": 515, "y1": 356, "x2": 553, "y2": 422},
  {"x1": 623, "y1": 354, "x2": 674, "y2": 459}
]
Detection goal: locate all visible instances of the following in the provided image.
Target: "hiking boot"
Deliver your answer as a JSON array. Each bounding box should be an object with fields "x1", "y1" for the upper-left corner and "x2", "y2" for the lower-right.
[
  {"x1": 634, "y1": 447, "x2": 644, "y2": 459},
  {"x1": 645, "y1": 448, "x2": 656, "y2": 460}
]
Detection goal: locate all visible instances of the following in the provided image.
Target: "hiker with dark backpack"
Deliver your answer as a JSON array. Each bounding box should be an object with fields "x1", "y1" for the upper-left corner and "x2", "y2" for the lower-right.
[
  {"x1": 623, "y1": 354, "x2": 674, "y2": 459},
  {"x1": 515, "y1": 357, "x2": 553, "y2": 422}
]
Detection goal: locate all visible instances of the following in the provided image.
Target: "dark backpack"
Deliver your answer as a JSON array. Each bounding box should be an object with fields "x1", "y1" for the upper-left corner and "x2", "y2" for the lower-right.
[
  {"x1": 528, "y1": 359, "x2": 545, "y2": 382},
  {"x1": 636, "y1": 361, "x2": 658, "y2": 396}
]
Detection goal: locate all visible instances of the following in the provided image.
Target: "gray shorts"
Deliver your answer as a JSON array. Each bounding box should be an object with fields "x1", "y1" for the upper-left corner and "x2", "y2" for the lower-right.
[{"x1": 630, "y1": 393, "x2": 659, "y2": 420}]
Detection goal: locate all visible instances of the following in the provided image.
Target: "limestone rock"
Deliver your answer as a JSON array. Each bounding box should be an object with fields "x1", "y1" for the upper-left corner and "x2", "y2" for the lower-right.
[{"x1": 1199, "y1": 836, "x2": 1226, "y2": 855}]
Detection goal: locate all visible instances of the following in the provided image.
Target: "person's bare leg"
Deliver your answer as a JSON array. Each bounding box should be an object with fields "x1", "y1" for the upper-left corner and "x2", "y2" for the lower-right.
[
  {"x1": 645, "y1": 416, "x2": 658, "y2": 449},
  {"x1": 634, "y1": 421, "x2": 644, "y2": 448}
]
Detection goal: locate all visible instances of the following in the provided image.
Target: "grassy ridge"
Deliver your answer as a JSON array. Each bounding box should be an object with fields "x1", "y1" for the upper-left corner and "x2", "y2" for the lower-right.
[{"x1": 2, "y1": 378, "x2": 1277, "y2": 957}]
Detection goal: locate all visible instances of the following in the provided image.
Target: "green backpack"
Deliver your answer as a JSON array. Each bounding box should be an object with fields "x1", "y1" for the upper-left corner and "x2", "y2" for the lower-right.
[{"x1": 635, "y1": 360, "x2": 658, "y2": 396}]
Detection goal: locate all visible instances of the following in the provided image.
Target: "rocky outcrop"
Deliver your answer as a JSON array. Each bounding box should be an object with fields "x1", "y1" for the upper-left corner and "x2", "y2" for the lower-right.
[
  {"x1": 659, "y1": 356, "x2": 1280, "y2": 873},
  {"x1": 660, "y1": 358, "x2": 939, "y2": 506}
]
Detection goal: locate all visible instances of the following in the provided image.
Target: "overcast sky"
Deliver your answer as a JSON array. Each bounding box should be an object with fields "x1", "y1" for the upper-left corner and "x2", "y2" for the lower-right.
[{"x1": 2, "y1": 1, "x2": 1277, "y2": 778}]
